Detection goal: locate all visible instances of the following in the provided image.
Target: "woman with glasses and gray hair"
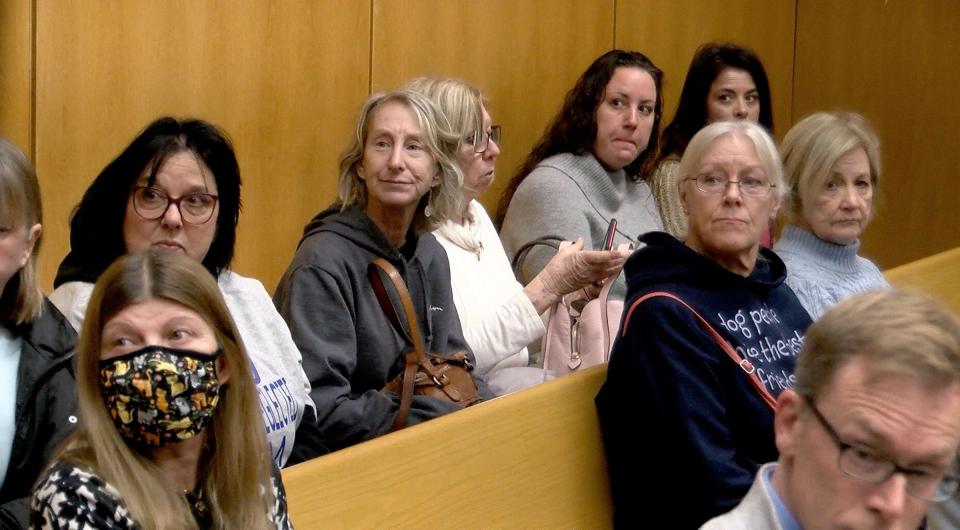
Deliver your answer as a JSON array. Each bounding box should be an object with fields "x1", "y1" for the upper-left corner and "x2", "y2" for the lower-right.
[
  {"x1": 49, "y1": 117, "x2": 313, "y2": 469},
  {"x1": 595, "y1": 120, "x2": 812, "y2": 529},
  {"x1": 406, "y1": 77, "x2": 627, "y2": 395},
  {"x1": 773, "y1": 111, "x2": 888, "y2": 320}
]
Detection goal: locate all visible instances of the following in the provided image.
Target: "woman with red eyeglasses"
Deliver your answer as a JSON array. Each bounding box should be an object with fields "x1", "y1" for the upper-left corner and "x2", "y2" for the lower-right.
[{"x1": 49, "y1": 117, "x2": 314, "y2": 469}]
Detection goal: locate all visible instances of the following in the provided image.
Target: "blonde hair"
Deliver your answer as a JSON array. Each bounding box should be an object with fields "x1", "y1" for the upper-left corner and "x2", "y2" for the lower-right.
[
  {"x1": 780, "y1": 111, "x2": 881, "y2": 222},
  {"x1": 0, "y1": 138, "x2": 44, "y2": 324},
  {"x1": 795, "y1": 289, "x2": 960, "y2": 401},
  {"x1": 336, "y1": 90, "x2": 463, "y2": 231},
  {"x1": 59, "y1": 251, "x2": 273, "y2": 529},
  {"x1": 405, "y1": 76, "x2": 485, "y2": 149}
]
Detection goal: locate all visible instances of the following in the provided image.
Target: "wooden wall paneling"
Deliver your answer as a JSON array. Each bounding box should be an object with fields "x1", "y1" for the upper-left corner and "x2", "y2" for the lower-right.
[
  {"x1": 34, "y1": 0, "x2": 371, "y2": 292},
  {"x1": 370, "y1": 0, "x2": 616, "y2": 214},
  {"x1": 615, "y1": 0, "x2": 797, "y2": 138},
  {"x1": 793, "y1": 0, "x2": 960, "y2": 268},
  {"x1": 0, "y1": 0, "x2": 34, "y2": 153}
]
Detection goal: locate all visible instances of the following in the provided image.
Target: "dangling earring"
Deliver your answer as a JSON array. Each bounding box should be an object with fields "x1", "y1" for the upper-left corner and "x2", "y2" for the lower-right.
[{"x1": 424, "y1": 189, "x2": 434, "y2": 218}]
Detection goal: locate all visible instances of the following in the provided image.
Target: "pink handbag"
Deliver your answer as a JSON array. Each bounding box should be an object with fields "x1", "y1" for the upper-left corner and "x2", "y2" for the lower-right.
[{"x1": 541, "y1": 242, "x2": 630, "y2": 376}]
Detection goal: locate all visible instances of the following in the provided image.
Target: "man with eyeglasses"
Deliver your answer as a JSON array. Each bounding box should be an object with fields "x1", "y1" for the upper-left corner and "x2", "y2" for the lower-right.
[{"x1": 702, "y1": 290, "x2": 960, "y2": 529}]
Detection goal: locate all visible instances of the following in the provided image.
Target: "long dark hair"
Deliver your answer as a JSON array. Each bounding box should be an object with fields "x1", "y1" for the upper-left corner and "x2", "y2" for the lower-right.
[
  {"x1": 55, "y1": 117, "x2": 242, "y2": 286},
  {"x1": 495, "y1": 50, "x2": 663, "y2": 228},
  {"x1": 658, "y1": 42, "x2": 773, "y2": 161}
]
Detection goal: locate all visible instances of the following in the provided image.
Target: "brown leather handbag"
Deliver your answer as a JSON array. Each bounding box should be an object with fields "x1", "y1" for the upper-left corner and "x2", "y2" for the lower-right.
[{"x1": 368, "y1": 258, "x2": 482, "y2": 431}]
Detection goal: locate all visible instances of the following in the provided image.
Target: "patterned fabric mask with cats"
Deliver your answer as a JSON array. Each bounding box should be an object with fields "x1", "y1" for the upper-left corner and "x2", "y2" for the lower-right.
[{"x1": 99, "y1": 345, "x2": 222, "y2": 447}]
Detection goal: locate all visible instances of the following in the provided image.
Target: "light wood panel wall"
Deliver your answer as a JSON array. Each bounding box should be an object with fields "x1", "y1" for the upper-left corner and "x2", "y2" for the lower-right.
[
  {"x1": 370, "y1": 0, "x2": 616, "y2": 213},
  {"x1": 794, "y1": 0, "x2": 960, "y2": 268},
  {"x1": 0, "y1": 0, "x2": 33, "y2": 153},
  {"x1": 8, "y1": 0, "x2": 958, "y2": 292},
  {"x1": 34, "y1": 0, "x2": 370, "y2": 291},
  {"x1": 615, "y1": 0, "x2": 797, "y2": 136}
]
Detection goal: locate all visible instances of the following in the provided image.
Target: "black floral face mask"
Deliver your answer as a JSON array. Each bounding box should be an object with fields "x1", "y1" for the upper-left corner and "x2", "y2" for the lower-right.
[{"x1": 99, "y1": 345, "x2": 222, "y2": 447}]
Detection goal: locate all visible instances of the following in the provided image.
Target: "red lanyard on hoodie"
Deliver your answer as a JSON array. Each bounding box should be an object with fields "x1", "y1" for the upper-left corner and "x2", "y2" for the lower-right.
[{"x1": 622, "y1": 291, "x2": 778, "y2": 410}]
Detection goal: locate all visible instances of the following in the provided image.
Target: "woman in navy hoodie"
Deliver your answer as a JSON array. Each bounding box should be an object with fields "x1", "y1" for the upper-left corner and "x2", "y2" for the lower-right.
[{"x1": 596, "y1": 121, "x2": 811, "y2": 529}]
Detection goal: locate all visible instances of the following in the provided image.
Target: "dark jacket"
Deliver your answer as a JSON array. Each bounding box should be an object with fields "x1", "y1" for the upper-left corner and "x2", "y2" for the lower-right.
[
  {"x1": 274, "y1": 206, "x2": 477, "y2": 459},
  {"x1": 595, "y1": 232, "x2": 812, "y2": 529},
  {"x1": 0, "y1": 299, "x2": 77, "y2": 529}
]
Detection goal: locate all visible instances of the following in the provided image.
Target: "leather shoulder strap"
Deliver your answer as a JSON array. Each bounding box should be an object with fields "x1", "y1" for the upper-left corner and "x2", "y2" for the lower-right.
[
  {"x1": 368, "y1": 258, "x2": 424, "y2": 430},
  {"x1": 622, "y1": 291, "x2": 777, "y2": 410},
  {"x1": 510, "y1": 235, "x2": 563, "y2": 275},
  {"x1": 368, "y1": 258, "x2": 426, "y2": 359}
]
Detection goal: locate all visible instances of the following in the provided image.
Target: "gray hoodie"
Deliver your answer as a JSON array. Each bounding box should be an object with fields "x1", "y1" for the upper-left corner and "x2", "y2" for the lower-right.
[{"x1": 274, "y1": 205, "x2": 475, "y2": 458}]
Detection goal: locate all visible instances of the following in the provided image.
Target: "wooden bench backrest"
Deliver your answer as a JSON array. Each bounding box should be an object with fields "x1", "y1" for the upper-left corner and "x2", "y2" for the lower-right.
[
  {"x1": 885, "y1": 246, "x2": 960, "y2": 315},
  {"x1": 281, "y1": 365, "x2": 613, "y2": 529}
]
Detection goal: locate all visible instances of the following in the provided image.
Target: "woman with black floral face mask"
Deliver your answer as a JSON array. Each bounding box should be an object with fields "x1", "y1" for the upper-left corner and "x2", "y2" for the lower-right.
[{"x1": 31, "y1": 251, "x2": 291, "y2": 529}]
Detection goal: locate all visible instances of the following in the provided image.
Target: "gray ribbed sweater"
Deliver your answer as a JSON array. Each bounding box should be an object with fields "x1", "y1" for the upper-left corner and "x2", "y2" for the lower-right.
[
  {"x1": 773, "y1": 224, "x2": 889, "y2": 319},
  {"x1": 500, "y1": 152, "x2": 663, "y2": 299}
]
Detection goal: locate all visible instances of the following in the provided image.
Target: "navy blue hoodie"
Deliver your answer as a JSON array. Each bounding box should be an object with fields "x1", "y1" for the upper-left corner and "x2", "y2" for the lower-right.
[
  {"x1": 274, "y1": 205, "x2": 477, "y2": 460},
  {"x1": 596, "y1": 232, "x2": 812, "y2": 529}
]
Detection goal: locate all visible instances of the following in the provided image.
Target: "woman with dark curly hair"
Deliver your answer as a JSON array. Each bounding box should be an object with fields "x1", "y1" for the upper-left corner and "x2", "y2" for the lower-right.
[
  {"x1": 651, "y1": 42, "x2": 774, "y2": 240},
  {"x1": 497, "y1": 49, "x2": 664, "y2": 299}
]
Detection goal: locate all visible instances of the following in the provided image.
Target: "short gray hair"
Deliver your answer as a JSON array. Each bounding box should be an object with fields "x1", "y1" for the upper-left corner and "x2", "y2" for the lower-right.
[{"x1": 677, "y1": 120, "x2": 786, "y2": 201}]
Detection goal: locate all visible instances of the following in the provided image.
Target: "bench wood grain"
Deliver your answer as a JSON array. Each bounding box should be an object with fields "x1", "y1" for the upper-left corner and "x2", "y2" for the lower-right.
[
  {"x1": 281, "y1": 365, "x2": 613, "y2": 529},
  {"x1": 885, "y1": 246, "x2": 960, "y2": 315}
]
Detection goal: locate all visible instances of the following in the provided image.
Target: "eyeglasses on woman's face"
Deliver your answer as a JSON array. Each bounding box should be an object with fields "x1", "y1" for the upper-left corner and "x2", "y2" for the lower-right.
[
  {"x1": 131, "y1": 186, "x2": 219, "y2": 225},
  {"x1": 686, "y1": 173, "x2": 775, "y2": 198},
  {"x1": 464, "y1": 125, "x2": 501, "y2": 154}
]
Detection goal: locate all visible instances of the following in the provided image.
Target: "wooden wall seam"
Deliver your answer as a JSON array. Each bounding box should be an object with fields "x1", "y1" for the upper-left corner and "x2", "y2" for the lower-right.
[{"x1": 29, "y1": 0, "x2": 37, "y2": 161}]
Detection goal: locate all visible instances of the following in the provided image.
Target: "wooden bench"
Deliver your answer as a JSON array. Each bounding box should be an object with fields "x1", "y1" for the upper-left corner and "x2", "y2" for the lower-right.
[
  {"x1": 281, "y1": 365, "x2": 613, "y2": 529},
  {"x1": 885, "y1": 246, "x2": 960, "y2": 314}
]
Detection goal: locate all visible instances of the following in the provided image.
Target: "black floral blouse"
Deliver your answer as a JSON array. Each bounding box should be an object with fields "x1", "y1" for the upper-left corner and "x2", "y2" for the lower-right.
[{"x1": 30, "y1": 461, "x2": 293, "y2": 529}]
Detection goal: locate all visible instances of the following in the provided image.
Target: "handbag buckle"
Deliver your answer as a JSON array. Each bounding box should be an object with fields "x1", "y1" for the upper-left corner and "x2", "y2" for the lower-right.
[{"x1": 739, "y1": 359, "x2": 756, "y2": 374}]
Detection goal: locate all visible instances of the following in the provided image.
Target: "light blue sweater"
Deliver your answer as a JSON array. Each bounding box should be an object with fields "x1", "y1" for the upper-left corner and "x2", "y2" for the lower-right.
[{"x1": 773, "y1": 224, "x2": 889, "y2": 320}]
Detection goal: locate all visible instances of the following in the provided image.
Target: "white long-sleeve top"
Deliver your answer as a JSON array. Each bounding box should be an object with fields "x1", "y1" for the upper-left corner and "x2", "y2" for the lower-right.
[{"x1": 434, "y1": 200, "x2": 546, "y2": 394}]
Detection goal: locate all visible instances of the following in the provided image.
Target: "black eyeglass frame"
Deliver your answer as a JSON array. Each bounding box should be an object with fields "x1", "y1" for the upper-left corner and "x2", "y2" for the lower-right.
[
  {"x1": 469, "y1": 125, "x2": 502, "y2": 154},
  {"x1": 130, "y1": 186, "x2": 220, "y2": 225},
  {"x1": 803, "y1": 394, "x2": 960, "y2": 502}
]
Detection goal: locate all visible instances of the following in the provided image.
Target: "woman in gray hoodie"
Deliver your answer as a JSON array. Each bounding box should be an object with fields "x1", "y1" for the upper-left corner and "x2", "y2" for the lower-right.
[{"x1": 275, "y1": 90, "x2": 483, "y2": 460}]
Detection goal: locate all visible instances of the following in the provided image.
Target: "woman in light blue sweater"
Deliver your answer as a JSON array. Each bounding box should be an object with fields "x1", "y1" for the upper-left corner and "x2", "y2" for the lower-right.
[{"x1": 774, "y1": 112, "x2": 888, "y2": 319}]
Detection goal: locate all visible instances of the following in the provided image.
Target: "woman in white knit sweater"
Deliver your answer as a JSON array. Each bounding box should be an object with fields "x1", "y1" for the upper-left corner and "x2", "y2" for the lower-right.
[
  {"x1": 773, "y1": 112, "x2": 889, "y2": 320},
  {"x1": 407, "y1": 77, "x2": 627, "y2": 395}
]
